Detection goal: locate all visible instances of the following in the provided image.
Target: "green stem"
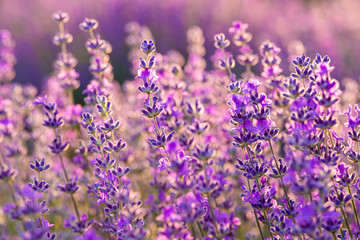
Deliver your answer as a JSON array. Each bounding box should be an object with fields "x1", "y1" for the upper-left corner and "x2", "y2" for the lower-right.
[
  {"x1": 7, "y1": 180, "x2": 26, "y2": 229},
  {"x1": 340, "y1": 228, "x2": 345, "y2": 238},
  {"x1": 68, "y1": 89, "x2": 74, "y2": 105},
  {"x1": 263, "y1": 210, "x2": 274, "y2": 240},
  {"x1": 196, "y1": 221, "x2": 205, "y2": 238},
  {"x1": 268, "y1": 140, "x2": 291, "y2": 208},
  {"x1": 247, "y1": 178, "x2": 264, "y2": 240},
  {"x1": 334, "y1": 183, "x2": 352, "y2": 238},
  {"x1": 332, "y1": 232, "x2": 337, "y2": 240},
  {"x1": 348, "y1": 186, "x2": 360, "y2": 226},
  {"x1": 339, "y1": 206, "x2": 352, "y2": 238},
  {"x1": 89, "y1": 29, "x2": 95, "y2": 40},
  {"x1": 70, "y1": 193, "x2": 81, "y2": 221},
  {"x1": 207, "y1": 192, "x2": 221, "y2": 239},
  {"x1": 254, "y1": 210, "x2": 265, "y2": 240},
  {"x1": 59, "y1": 154, "x2": 70, "y2": 183},
  {"x1": 162, "y1": 146, "x2": 172, "y2": 162},
  {"x1": 220, "y1": 48, "x2": 232, "y2": 78},
  {"x1": 110, "y1": 130, "x2": 119, "y2": 167},
  {"x1": 309, "y1": 191, "x2": 313, "y2": 202},
  {"x1": 189, "y1": 223, "x2": 196, "y2": 239},
  {"x1": 153, "y1": 116, "x2": 160, "y2": 134}
]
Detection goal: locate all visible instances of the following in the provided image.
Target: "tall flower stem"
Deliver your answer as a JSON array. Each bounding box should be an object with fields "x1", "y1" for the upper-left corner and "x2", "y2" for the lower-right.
[
  {"x1": 60, "y1": 154, "x2": 80, "y2": 221},
  {"x1": 59, "y1": 154, "x2": 70, "y2": 183},
  {"x1": 268, "y1": 140, "x2": 291, "y2": 207},
  {"x1": 0, "y1": 153, "x2": 26, "y2": 229},
  {"x1": 70, "y1": 193, "x2": 81, "y2": 221},
  {"x1": 53, "y1": 128, "x2": 80, "y2": 221},
  {"x1": 57, "y1": 19, "x2": 74, "y2": 105},
  {"x1": 247, "y1": 176, "x2": 264, "y2": 240},
  {"x1": 254, "y1": 209, "x2": 265, "y2": 240},
  {"x1": 196, "y1": 221, "x2": 205, "y2": 238},
  {"x1": 347, "y1": 186, "x2": 359, "y2": 226},
  {"x1": 204, "y1": 163, "x2": 221, "y2": 239},
  {"x1": 147, "y1": 93, "x2": 172, "y2": 162},
  {"x1": 246, "y1": 145, "x2": 274, "y2": 240},
  {"x1": 207, "y1": 192, "x2": 221, "y2": 239},
  {"x1": 333, "y1": 183, "x2": 352, "y2": 238},
  {"x1": 7, "y1": 180, "x2": 26, "y2": 229}
]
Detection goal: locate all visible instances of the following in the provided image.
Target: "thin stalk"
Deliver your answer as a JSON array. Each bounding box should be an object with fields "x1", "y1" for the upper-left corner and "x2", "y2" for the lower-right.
[
  {"x1": 309, "y1": 191, "x2": 313, "y2": 202},
  {"x1": 59, "y1": 154, "x2": 70, "y2": 183},
  {"x1": 245, "y1": 64, "x2": 251, "y2": 74},
  {"x1": 324, "y1": 107, "x2": 328, "y2": 153},
  {"x1": 7, "y1": 180, "x2": 26, "y2": 229},
  {"x1": 7, "y1": 180, "x2": 18, "y2": 208},
  {"x1": 340, "y1": 228, "x2": 345, "y2": 238},
  {"x1": 328, "y1": 130, "x2": 334, "y2": 148},
  {"x1": 197, "y1": 221, "x2": 205, "y2": 238},
  {"x1": 333, "y1": 183, "x2": 352, "y2": 238},
  {"x1": 339, "y1": 206, "x2": 352, "y2": 238},
  {"x1": 356, "y1": 140, "x2": 360, "y2": 172},
  {"x1": 162, "y1": 146, "x2": 172, "y2": 162},
  {"x1": 254, "y1": 210, "x2": 265, "y2": 240},
  {"x1": 68, "y1": 89, "x2": 74, "y2": 106},
  {"x1": 110, "y1": 130, "x2": 120, "y2": 167},
  {"x1": 38, "y1": 171, "x2": 42, "y2": 227},
  {"x1": 332, "y1": 232, "x2": 337, "y2": 240},
  {"x1": 263, "y1": 210, "x2": 274, "y2": 240},
  {"x1": 246, "y1": 146, "x2": 274, "y2": 240},
  {"x1": 70, "y1": 194, "x2": 81, "y2": 221},
  {"x1": 268, "y1": 140, "x2": 291, "y2": 207},
  {"x1": 301, "y1": 78, "x2": 306, "y2": 89},
  {"x1": 247, "y1": 179, "x2": 264, "y2": 240},
  {"x1": 347, "y1": 186, "x2": 360, "y2": 226},
  {"x1": 153, "y1": 116, "x2": 160, "y2": 134},
  {"x1": 220, "y1": 48, "x2": 232, "y2": 78},
  {"x1": 148, "y1": 92, "x2": 172, "y2": 162},
  {"x1": 207, "y1": 192, "x2": 221, "y2": 239},
  {"x1": 59, "y1": 155, "x2": 80, "y2": 221},
  {"x1": 89, "y1": 29, "x2": 95, "y2": 40},
  {"x1": 189, "y1": 223, "x2": 196, "y2": 239},
  {"x1": 58, "y1": 20, "x2": 75, "y2": 106},
  {"x1": 202, "y1": 155, "x2": 221, "y2": 239}
]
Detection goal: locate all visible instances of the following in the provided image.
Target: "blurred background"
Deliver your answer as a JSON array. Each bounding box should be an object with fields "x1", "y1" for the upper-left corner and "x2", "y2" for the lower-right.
[{"x1": 1, "y1": 0, "x2": 360, "y2": 90}]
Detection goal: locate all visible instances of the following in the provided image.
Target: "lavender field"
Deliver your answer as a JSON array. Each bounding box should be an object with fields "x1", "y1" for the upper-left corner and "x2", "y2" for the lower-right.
[{"x1": 1, "y1": 1, "x2": 360, "y2": 239}]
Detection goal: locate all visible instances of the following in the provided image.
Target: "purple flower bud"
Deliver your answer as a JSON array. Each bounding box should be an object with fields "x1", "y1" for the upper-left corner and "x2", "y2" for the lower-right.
[
  {"x1": 52, "y1": 11, "x2": 69, "y2": 23},
  {"x1": 96, "y1": 95, "x2": 112, "y2": 117},
  {"x1": 322, "y1": 211, "x2": 343, "y2": 233},
  {"x1": 29, "y1": 158, "x2": 50, "y2": 173},
  {"x1": 58, "y1": 178, "x2": 79, "y2": 194},
  {"x1": 28, "y1": 177, "x2": 50, "y2": 192},
  {"x1": 0, "y1": 166, "x2": 16, "y2": 180},
  {"x1": 148, "y1": 130, "x2": 175, "y2": 148},
  {"x1": 79, "y1": 18, "x2": 99, "y2": 32},
  {"x1": 193, "y1": 144, "x2": 214, "y2": 161},
  {"x1": 111, "y1": 166, "x2": 130, "y2": 177},
  {"x1": 141, "y1": 97, "x2": 164, "y2": 119},
  {"x1": 140, "y1": 40, "x2": 156, "y2": 55},
  {"x1": 95, "y1": 153, "x2": 115, "y2": 169},
  {"x1": 48, "y1": 137, "x2": 69, "y2": 154},
  {"x1": 43, "y1": 110, "x2": 64, "y2": 128},
  {"x1": 82, "y1": 112, "x2": 94, "y2": 124},
  {"x1": 52, "y1": 32, "x2": 73, "y2": 46},
  {"x1": 100, "y1": 117, "x2": 120, "y2": 132},
  {"x1": 214, "y1": 33, "x2": 230, "y2": 49}
]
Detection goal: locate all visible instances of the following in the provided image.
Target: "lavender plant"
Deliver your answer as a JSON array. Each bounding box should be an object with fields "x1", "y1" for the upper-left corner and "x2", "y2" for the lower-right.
[{"x1": 2, "y1": 9, "x2": 360, "y2": 240}]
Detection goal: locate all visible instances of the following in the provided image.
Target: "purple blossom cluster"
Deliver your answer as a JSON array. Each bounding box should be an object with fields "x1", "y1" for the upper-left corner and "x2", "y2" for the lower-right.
[{"x1": 1, "y1": 10, "x2": 360, "y2": 240}]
